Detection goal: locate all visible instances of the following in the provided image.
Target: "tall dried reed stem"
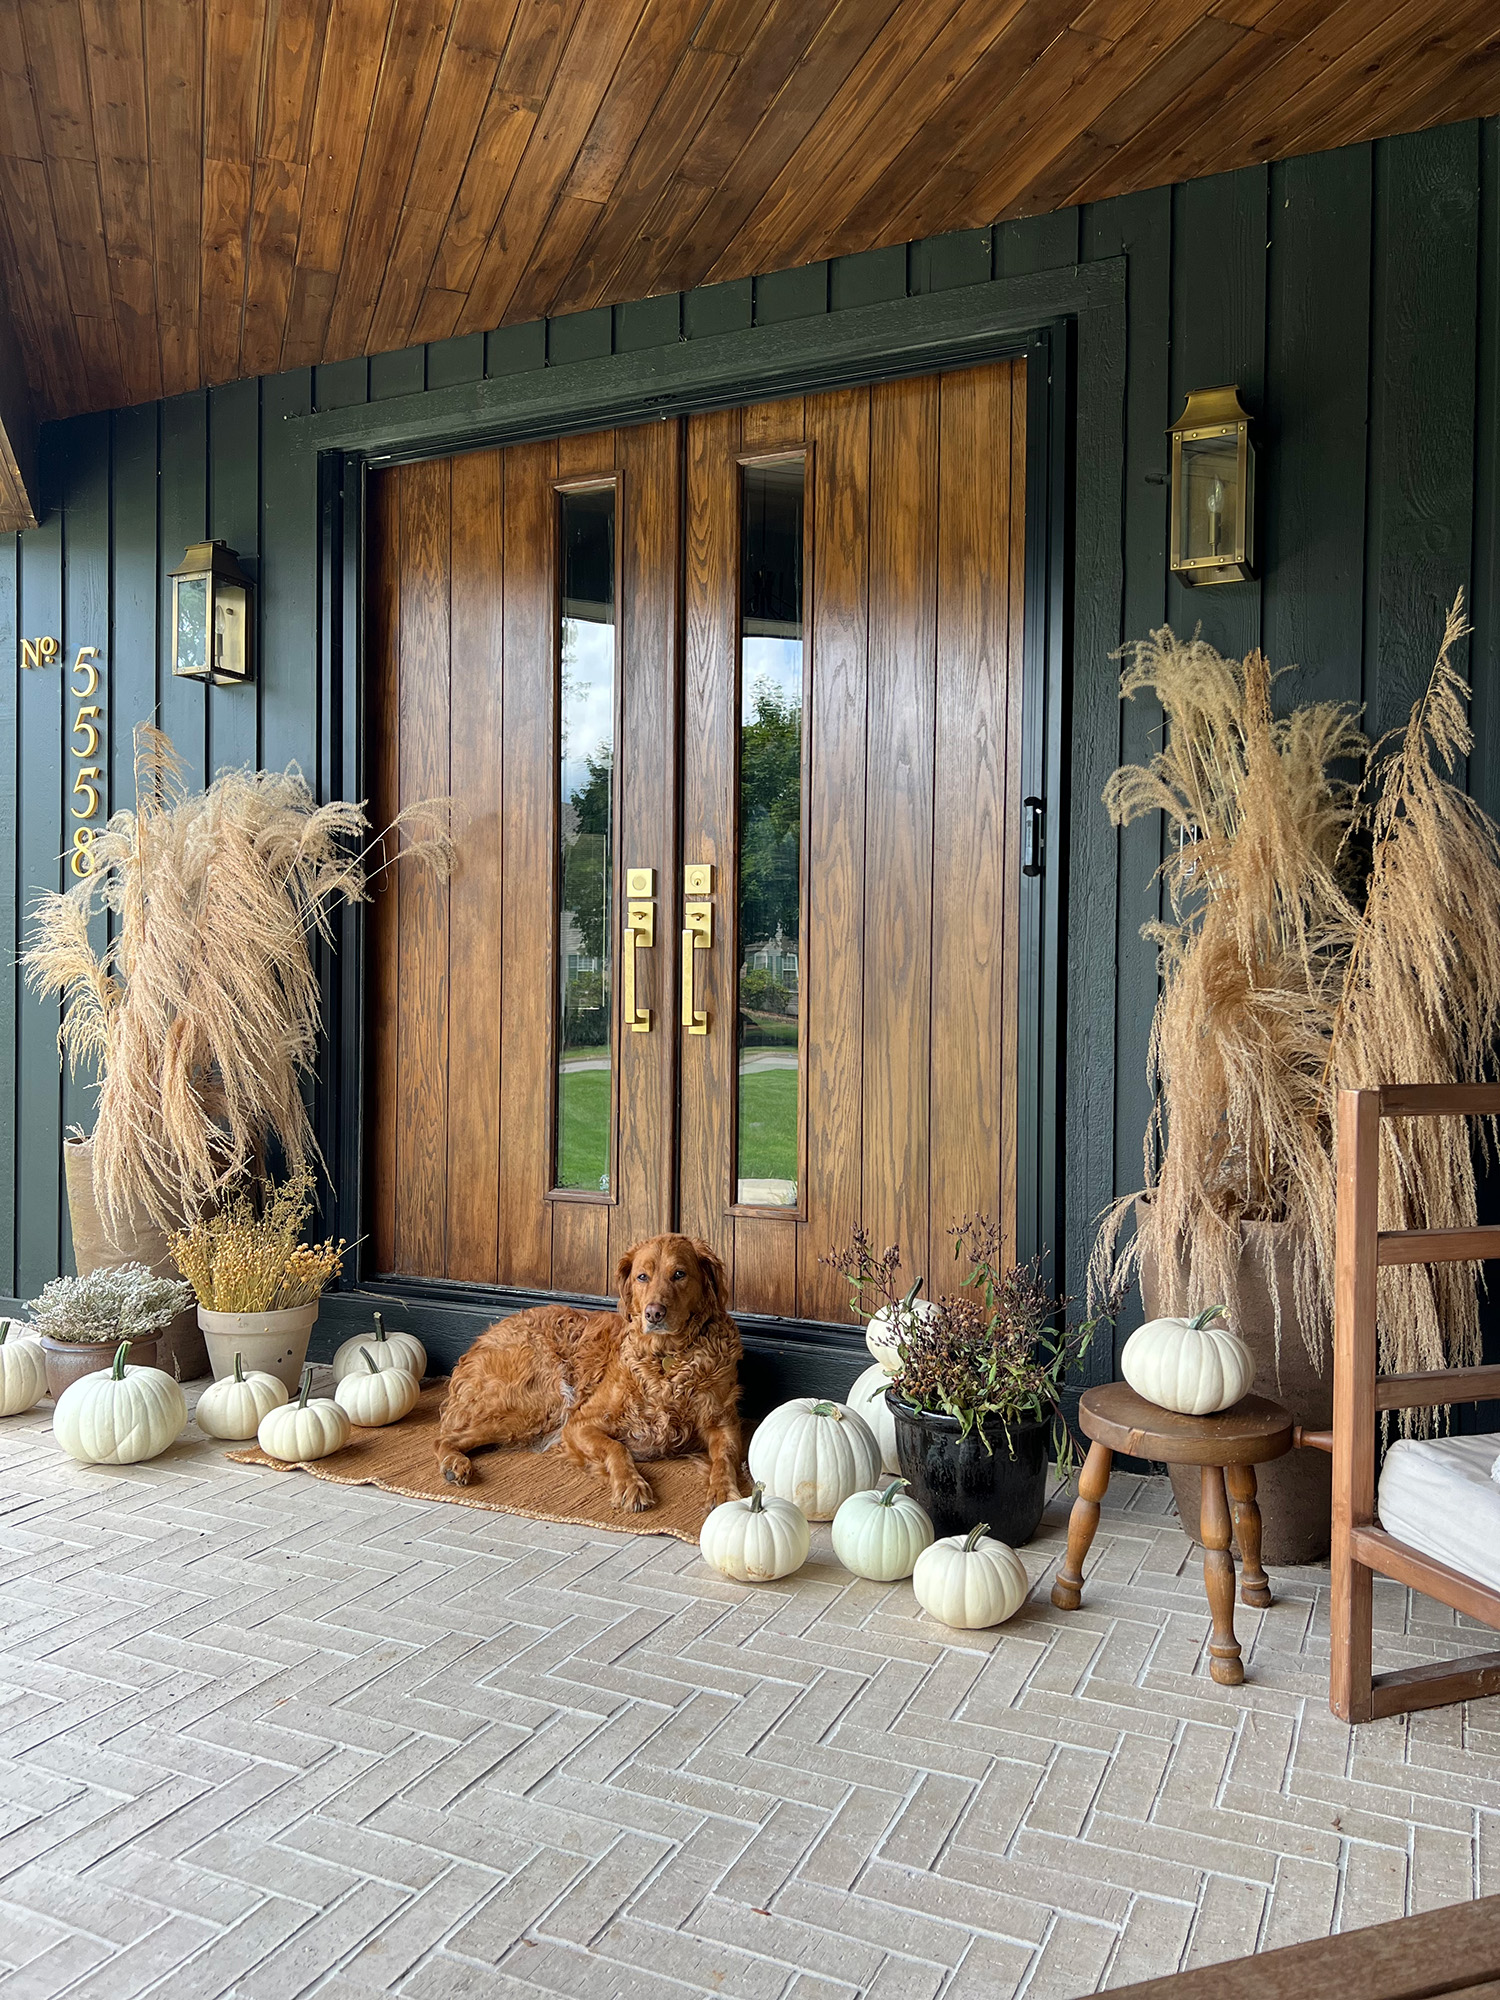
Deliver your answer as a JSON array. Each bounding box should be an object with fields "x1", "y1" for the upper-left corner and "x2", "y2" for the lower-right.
[
  {"x1": 1093, "y1": 596, "x2": 1500, "y2": 1395},
  {"x1": 24, "y1": 725, "x2": 454, "y2": 1233}
]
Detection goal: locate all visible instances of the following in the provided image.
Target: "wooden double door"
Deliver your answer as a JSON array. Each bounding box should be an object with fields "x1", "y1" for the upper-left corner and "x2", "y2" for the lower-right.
[{"x1": 368, "y1": 360, "x2": 1027, "y2": 1323}]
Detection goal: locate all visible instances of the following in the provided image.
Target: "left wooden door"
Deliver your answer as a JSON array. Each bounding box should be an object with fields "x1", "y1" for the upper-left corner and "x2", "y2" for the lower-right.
[{"x1": 368, "y1": 424, "x2": 682, "y2": 1294}]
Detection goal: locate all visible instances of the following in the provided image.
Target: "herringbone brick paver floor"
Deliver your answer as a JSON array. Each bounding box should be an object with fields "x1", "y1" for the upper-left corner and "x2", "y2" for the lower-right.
[{"x1": 2, "y1": 1372, "x2": 1497, "y2": 1998}]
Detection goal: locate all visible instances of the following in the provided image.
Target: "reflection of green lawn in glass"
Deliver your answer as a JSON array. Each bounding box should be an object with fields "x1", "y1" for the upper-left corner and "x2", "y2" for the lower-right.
[
  {"x1": 557, "y1": 1068, "x2": 611, "y2": 1192},
  {"x1": 738, "y1": 1068, "x2": 798, "y2": 1185}
]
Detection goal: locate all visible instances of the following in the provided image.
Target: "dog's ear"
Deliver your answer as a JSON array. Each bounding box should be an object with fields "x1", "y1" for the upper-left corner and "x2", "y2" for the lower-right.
[
  {"x1": 692, "y1": 1240, "x2": 731, "y2": 1313},
  {"x1": 616, "y1": 1251, "x2": 637, "y2": 1314}
]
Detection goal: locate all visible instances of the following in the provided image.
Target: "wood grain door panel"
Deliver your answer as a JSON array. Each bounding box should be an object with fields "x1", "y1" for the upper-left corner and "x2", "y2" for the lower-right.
[
  {"x1": 368, "y1": 423, "x2": 680, "y2": 1294},
  {"x1": 368, "y1": 359, "x2": 1024, "y2": 1324}
]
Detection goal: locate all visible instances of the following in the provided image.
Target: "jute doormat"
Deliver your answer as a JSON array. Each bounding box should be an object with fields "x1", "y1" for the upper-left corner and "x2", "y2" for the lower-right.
[{"x1": 225, "y1": 1381, "x2": 714, "y2": 1543}]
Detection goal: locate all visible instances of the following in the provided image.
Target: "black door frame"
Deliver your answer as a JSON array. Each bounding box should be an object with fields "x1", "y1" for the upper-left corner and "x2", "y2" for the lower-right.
[{"x1": 300, "y1": 260, "x2": 1125, "y2": 1399}]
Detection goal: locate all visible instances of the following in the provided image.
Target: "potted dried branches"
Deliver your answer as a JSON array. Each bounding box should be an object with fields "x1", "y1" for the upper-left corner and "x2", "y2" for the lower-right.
[
  {"x1": 27, "y1": 1265, "x2": 194, "y2": 1399},
  {"x1": 22, "y1": 725, "x2": 451, "y2": 1297},
  {"x1": 1095, "y1": 597, "x2": 1500, "y2": 1561},
  {"x1": 826, "y1": 1223, "x2": 1100, "y2": 1543},
  {"x1": 171, "y1": 1168, "x2": 345, "y2": 1389}
]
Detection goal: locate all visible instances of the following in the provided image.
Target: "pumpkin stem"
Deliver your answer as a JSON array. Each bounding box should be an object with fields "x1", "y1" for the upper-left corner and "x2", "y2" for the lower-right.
[
  {"x1": 878, "y1": 1478, "x2": 909, "y2": 1506},
  {"x1": 360, "y1": 1347, "x2": 379, "y2": 1373},
  {"x1": 749, "y1": 1481, "x2": 766, "y2": 1513},
  {"x1": 962, "y1": 1521, "x2": 990, "y2": 1552},
  {"x1": 1189, "y1": 1305, "x2": 1226, "y2": 1331},
  {"x1": 296, "y1": 1364, "x2": 314, "y2": 1408},
  {"x1": 811, "y1": 1401, "x2": 843, "y2": 1420},
  {"x1": 373, "y1": 1311, "x2": 386, "y2": 1344},
  {"x1": 233, "y1": 1352, "x2": 245, "y2": 1383},
  {"x1": 111, "y1": 1339, "x2": 130, "y2": 1380},
  {"x1": 0, "y1": 1319, "x2": 9, "y2": 1345},
  {"x1": 902, "y1": 1279, "x2": 924, "y2": 1309}
]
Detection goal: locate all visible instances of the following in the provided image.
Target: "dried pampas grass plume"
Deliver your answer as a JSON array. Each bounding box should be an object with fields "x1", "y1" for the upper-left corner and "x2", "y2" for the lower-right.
[
  {"x1": 1094, "y1": 594, "x2": 1500, "y2": 1406},
  {"x1": 23, "y1": 724, "x2": 456, "y2": 1233}
]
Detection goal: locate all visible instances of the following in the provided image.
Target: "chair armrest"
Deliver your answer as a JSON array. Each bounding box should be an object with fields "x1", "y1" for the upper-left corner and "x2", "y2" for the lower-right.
[{"x1": 1375, "y1": 1364, "x2": 1500, "y2": 1411}]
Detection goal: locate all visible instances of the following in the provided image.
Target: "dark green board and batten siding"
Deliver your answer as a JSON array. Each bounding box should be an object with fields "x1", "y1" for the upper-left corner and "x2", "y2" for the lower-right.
[{"x1": 3, "y1": 122, "x2": 1498, "y2": 1398}]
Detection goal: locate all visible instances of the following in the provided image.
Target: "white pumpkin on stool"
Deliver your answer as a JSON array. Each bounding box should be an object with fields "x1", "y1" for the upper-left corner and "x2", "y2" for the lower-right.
[{"x1": 1119, "y1": 1304, "x2": 1255, "y2": 1415}]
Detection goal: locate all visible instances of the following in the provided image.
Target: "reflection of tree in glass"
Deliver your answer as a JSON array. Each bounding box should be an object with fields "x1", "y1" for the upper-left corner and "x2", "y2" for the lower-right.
[
  {"x1": 740, "y1": 677, "x2": 801, "y2": 954},
  {"x1": 563, "y1": 747, "x2": 611, "y2": 964}
]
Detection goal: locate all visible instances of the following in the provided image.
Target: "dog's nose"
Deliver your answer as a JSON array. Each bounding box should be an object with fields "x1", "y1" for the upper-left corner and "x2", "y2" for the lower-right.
[{"x1": 643, "y1": 1302, "x2": 667, "y2": 1326}]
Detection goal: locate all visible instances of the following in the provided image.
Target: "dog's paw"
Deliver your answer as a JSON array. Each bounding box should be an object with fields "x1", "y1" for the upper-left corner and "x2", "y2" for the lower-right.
[
  {"x1": 440, "y1": 1452, "x2": 473, "y2": 1487},
  {"x1": 706, "y1": 1474, "x2": 743, "y2": 1510},
  {"x1": 614, "y1": 1473, "x2": 655, "y2": 1513}
]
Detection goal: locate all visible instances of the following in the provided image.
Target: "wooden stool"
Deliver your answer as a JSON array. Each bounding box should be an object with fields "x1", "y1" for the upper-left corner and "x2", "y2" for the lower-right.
[{"x1": 1050, "y1": 1384, "x2": 1295, "y2": 1686}]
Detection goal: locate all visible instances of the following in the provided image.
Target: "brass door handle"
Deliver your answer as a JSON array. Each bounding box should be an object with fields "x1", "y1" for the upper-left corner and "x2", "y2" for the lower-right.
[
  {"x1": 681, "y1": 902, "x2": 713, "y2": 1036},
  {"x1": 623, "y1": 870, "x2": 655, "y2": 1034}
]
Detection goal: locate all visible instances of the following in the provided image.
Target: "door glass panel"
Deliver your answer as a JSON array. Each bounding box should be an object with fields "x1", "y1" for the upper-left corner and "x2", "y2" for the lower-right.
[
  {"x1": 737, "y1": 458, "x2": 805, "y2": 1208},
  {"x1": 555, "y1": 485, "x2": 616, "y2": 1193}
]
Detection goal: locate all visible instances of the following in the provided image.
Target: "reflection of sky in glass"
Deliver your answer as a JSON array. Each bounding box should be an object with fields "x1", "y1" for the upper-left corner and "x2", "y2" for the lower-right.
[
  {"x1": 742, "y1": 637, "x2": 802, "y2": 723},
  {"x1": 560, "y1": 617, "x2": 614, "y2": 809}
]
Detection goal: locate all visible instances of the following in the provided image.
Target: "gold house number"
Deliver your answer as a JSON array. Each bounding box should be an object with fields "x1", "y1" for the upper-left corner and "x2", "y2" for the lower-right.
[
  {"x1": 69, "y1": 648, "x2": 103, "y2": 873},
  {"x1": 19, "y1": 638, "x2": 106, "y2": 873}
]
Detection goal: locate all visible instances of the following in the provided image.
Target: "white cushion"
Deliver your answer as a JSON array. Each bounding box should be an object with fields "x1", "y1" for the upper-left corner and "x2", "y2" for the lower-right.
[{"x1": 1376, "y1": 1432, "x2": 1500, "y2": 1591}]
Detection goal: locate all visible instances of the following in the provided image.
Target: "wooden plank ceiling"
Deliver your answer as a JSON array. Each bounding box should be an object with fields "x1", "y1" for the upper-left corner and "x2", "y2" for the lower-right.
[{"x1": 2, "y1": 0, "x2": 1499, "y2": 427}]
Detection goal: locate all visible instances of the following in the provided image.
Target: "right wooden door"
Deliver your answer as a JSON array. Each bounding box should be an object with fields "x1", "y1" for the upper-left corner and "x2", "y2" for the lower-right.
[{"x1": 677, "y1": 361, "x2": 1028, "y2": 1322}]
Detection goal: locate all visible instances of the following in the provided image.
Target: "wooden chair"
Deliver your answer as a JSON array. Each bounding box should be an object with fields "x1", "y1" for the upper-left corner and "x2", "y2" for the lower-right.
[{"x1": 1312, "y1": 1084, "x2": 1500, "y2": 1722}]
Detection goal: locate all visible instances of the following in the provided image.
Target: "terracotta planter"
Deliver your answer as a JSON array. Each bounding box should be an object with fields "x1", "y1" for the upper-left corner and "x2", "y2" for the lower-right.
[
  {"x1": 1136, "y1": 1197, "x2": 1332, "y2": 1566},
  {"x1": 198, "y1": 1305, "x2": 318, "y2": 1391},
  {"x1": 63, "y1": 1134, "x2": 208, "y2": 1381},
  {"x1": 41, "y1": 1333, "x2": 160, "y2": 1400},
  {"x1": 888, "y1": 1392, "x2": 1050, "y2": 1544}
]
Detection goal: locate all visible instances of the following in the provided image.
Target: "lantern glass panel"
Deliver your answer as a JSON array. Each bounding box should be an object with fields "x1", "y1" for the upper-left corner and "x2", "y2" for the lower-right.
[
  {"x1": 214, "y1": 582, "x2": 248, "y2": 682},
  {"x1": 1178, "y1": 431, "x2": 1240, "y2": 566},
  {"x1": 175, "y1": 575, "x2": 209, "y2": 677}
]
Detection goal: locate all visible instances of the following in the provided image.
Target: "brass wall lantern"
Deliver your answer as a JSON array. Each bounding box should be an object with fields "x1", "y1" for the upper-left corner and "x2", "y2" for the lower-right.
[
  {"x1": 170, "y1": 540, "x2": 254, "y2": 685},
  {"x1": 1168, "y1": 387, "x2": 1256, "y2": 584}
]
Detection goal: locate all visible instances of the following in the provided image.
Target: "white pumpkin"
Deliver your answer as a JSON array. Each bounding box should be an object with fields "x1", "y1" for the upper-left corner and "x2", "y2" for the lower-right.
[
  {"x1": 847, "y1": 1362, "x2": 900, "y2": 1474},
  {"x1": 700, "y1": 1481, "x2": 810, "y2": 1583},
  {"x1": 865, "y1": 1291, "x2": 939, "y2": 1372},
  {"x1": 335, "y1": 1347, "x2": 420, "y2": 1427},
  {"x1": 194, "y1": 1352, "x2": 289, "y2": 1441},
  {"x1": 0, "y1": 1320, "x2": 46, "y2": 1416},
  {"x1": 912, "y1": 1522, "x2": 1030, "y2": 1629},
  {"x1": 53, "y1": 1341, "x2": 188, "y2": 1465},
  {"x1": 1119, "y1": 1305, "x2": 1255, "y2": 1416},
  {"x1": 747, "y1": 1397, "x2": 882, "y2": 1521},
  {"x1": 332, "y1": 1310, "x2": 426, "y2": 1383},
  {"x1": 831, "y1": 1478, "x2": 934, "y2": 1581},
  {"x1": 257, "y1": 1365, "x2": 352, "y2": 1462}
]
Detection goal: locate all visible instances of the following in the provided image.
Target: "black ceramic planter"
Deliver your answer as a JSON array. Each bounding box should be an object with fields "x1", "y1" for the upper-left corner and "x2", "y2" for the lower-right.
[{"x1": 888, "y1": 1392, "x2": 1049, "y2": 1544}]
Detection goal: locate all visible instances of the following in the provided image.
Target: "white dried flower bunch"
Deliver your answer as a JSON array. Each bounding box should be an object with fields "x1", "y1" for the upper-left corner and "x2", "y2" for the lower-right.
[{"x1": 29, "y1": 1263, "x2": 193, "y2": 1346}]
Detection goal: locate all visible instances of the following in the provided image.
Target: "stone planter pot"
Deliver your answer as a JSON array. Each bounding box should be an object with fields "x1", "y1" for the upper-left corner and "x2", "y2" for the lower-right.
[
  {"x1": 198, "y1": 1305, "x2": 318, "y2": 1391},
  {"x1": 41, "y1": 1333, "x2": 159, "y2": 1400},
  {"x1": 63, "y1": 1133, "x2": 208, "y2": 1381},
  {"x1": 1137, "y1": 1196, "x2": 1332, "y2": 1566},
  {"x1": 888, "y1": 1392, "x2": 1050, "y2": 1544}
]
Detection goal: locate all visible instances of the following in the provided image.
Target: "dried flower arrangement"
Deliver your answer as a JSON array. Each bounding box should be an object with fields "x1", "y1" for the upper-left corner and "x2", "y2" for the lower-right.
[
  {"x1": 22, "y1": 724, "x2": 454, "y2": 1235},
  {"x1": 825, "y1": 1221, "x2": 1103, "y2": 1468},
  {"x1": 170, "y1": 1167, "x2": 344, "y2": 1313},
  {"x1": 28, "y1": 1264, "x2": 193, "y2": 1346},
  {"x1": 1092, "y1": 594, "x2": 1500, "y2": 1392}
]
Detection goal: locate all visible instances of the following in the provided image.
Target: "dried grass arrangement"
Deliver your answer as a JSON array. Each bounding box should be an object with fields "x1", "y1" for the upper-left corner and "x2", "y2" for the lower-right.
[
  {"x1": 1093, "y1": 594, "x2": 1500, "y2": 1393},
  {"x1": 170, "y1": 1167, "x2": 344, "y2": 1312},
  {"x1": 23, "y1": 724, "x2": 453, "y2": 1234}
]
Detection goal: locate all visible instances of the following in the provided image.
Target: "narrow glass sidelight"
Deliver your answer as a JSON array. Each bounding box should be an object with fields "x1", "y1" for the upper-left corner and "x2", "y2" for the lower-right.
[
  {"x1": 736, "y1": 457, "x2": 805, "y2": 1209},
  {"x1": 555, "y1": 484, "x2": 617, "y2": 1193}
]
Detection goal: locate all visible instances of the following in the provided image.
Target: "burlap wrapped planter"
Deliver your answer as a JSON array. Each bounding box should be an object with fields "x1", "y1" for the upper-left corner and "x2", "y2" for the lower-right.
[{"x1": 63, "y1": 1134, "x2": 207, "y2": 1381}]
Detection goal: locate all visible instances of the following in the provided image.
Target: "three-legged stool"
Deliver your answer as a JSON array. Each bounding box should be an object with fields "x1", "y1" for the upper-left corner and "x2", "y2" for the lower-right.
[{"x1": 1050, "y1": 1384, "x2": 1295, "y2": 1686}]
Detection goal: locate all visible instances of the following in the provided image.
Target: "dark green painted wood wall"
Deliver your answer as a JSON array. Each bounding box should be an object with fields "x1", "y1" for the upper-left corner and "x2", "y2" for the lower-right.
[{"x1": 2, "y1": 121, "x2": 1495, "y2": 1381}]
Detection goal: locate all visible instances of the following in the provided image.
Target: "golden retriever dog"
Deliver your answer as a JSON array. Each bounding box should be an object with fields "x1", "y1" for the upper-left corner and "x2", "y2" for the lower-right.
[{"x1": 434, "y1": 1234, "x2": 744, "y2": 1513}]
